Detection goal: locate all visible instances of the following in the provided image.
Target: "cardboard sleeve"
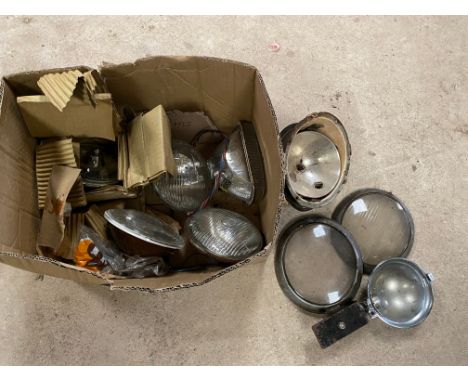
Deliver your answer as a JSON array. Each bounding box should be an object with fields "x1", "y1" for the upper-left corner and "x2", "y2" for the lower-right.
[
  {"x1": 122, "y1": 105, "x2": 176, "y2": 188},
  {"x1": 37, "y1": 165, "x2": 82, "y2": 252}
]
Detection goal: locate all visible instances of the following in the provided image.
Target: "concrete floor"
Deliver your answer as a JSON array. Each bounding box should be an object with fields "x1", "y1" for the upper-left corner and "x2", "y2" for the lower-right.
[{"x1": 0, "y1": 16, "x2": 467, "y2": 365}]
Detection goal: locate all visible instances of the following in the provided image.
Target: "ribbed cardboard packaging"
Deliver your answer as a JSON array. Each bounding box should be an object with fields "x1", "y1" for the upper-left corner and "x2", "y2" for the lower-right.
[{"x1": 0, "y1": 56, "x2": 283, "y2": 292}]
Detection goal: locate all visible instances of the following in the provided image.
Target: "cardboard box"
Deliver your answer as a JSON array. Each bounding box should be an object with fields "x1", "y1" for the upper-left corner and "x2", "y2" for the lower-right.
[{"x1": 0, "y1": 56, "x2": 283, "y2": 292}]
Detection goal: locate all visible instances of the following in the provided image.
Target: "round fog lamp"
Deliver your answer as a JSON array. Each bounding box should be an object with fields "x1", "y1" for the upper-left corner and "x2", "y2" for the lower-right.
[
  {"x1": 311, "y1": 257, "x2": 434, "y2": 348},
  {"x1": 367, "y1": 258, "x2": 434, "y2": 328}
]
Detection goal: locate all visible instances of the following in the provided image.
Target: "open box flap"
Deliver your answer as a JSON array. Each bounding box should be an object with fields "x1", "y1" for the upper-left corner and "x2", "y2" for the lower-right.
[
  {"x1": 0, "y1": 244, "x2": 271, "y2": 292},
  {"x1": 0, "y1": 80, "x2": 39, "y2": 254},
  {"x1": 109, "y1": 244, "x2": 270, "y2": 292},
  {"x1": 100, "y1": 56, "x2": 256, "y2": 131},
  {"x1": 0, "y1": 248, "x2": 109, "y2": 285}
]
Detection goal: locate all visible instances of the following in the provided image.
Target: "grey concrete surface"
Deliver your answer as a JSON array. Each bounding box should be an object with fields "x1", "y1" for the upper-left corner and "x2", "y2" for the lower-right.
[{"x1": 0, "y1": 16, "x2": 467, "y2": 365}]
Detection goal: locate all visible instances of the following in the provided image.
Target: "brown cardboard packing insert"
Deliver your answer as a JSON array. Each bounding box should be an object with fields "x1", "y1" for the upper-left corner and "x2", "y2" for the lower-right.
[{"x1": 0, "y1": 56, "x2": 284, "y2": 292}]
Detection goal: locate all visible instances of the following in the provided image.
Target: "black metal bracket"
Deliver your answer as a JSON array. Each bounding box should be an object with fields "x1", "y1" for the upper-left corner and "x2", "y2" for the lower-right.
[{"x1": 312, "y1": 302, "x2": 369, "y2": 349}]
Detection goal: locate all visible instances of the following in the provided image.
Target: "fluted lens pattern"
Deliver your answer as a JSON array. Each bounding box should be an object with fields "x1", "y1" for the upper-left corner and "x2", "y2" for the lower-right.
[
  {"x1": 219, "y1": 170, "x2": 254, "y2": 202},
  {"x1": 153, "y1": 140, "x2": 212, "y2": 212},
  {"x1": 104, "y1": 209, "x2": 185, "y2": 249},
  {"x1": 186, "y1": 208, "x2": 263, "y2": 263}
]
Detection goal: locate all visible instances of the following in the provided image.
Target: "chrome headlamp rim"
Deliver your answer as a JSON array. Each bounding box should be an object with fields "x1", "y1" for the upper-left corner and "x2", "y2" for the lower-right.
[
  {"x1": 275, "y1": 215, "x2": 363, "y2": 314},
  {"x1": 281, "y1": 112, "x2": 351, "y2": 211}
]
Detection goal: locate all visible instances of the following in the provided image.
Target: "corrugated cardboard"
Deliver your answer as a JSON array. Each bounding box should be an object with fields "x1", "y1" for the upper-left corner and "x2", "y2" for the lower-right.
[
  {"x1": 18, "y1": 94, "x2": 116, "y2": 141},
  {"x1": 123, "y1": 105, "x2": 177, "y2": 188},
  {"x1": 37, "y1": 70, "x2": 99, "y2": 111},
  {"x1": 84, "y1": 205, "x2": 108, "y2": 240},
  {"x1": 37, "y1": 165, "x2": 82, "y2": 252},
  {"x1": 17, "y1": 70, "x2": 116, "y2": 141},
  {"x1": 0, "y1": 56, "x2": 283, "y2": 293},
  {"x1": 6, "y1": 65, "x2": 92, "y2": 96},
  {"x1": 35, "y1": 138, "x2": 87, "y2": 209}
]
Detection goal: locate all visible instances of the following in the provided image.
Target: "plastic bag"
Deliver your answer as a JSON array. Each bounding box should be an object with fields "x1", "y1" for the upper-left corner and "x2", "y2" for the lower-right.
[
  {"x1": 121, "y1": 256, "x2": 168, "y2": 278},
  {"x1": 74, "y1": 225, "x2": 168, "y2": 278},
  {"x1": 75, "y1": 226, "x2": 126, "y2": 273}
]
